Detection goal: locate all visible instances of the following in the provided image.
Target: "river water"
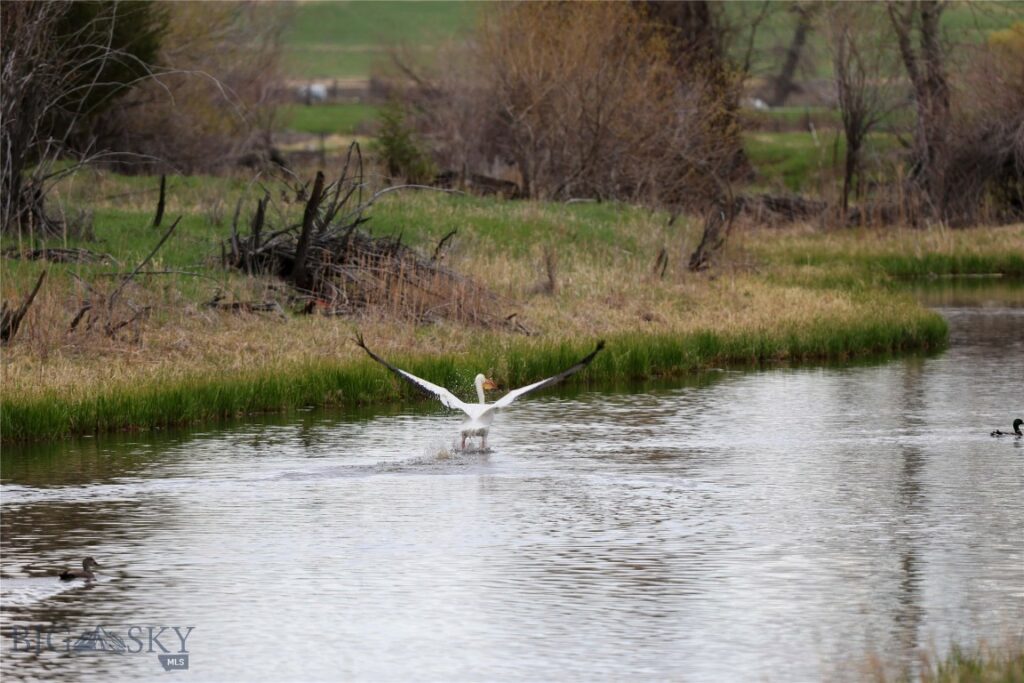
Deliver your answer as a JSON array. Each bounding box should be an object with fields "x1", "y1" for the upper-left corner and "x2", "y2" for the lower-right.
[{"x1": 2, "y1": 289, "x2": 1022, "y2": 682}]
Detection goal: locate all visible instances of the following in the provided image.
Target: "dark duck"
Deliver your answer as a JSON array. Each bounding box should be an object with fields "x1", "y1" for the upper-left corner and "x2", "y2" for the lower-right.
[
  {"x1": 59, "y1": 557, "x2": 100, "y2": 581},
  {"x1": 990, "y1": 418, "x2": 1023, "y2": 438}
]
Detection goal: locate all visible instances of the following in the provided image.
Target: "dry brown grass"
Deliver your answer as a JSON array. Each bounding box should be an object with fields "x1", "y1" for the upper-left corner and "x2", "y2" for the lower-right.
[
  {"x1": 5, "y1": 182, "x2": 1010, "y2": 435},
  {"x1": 2, "y1": 235, "x2": 919, "y2": 406}
]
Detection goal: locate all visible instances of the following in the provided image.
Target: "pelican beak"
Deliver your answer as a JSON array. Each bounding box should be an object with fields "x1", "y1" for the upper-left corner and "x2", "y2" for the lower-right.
[{"x1": 483, "y1": 378, "x2": 498, "y2": 391}]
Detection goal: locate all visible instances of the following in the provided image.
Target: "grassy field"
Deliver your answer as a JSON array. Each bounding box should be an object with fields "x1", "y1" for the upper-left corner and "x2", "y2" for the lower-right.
[
  {"x1": 5, "y1": 164, "x2": 1022, "y2": 441},
  {"x1": 280, "y1": 1, "x2": 476, "y2": 79},
  {"x1": 279, "y1": 103, "x2": 380, "y2": 135},
  {"x1": 743, "y1": 130, "x2": 899, "y2": 192},
  {"x1": 273, "y1": 116, "x2": 891, "y2": 194}
]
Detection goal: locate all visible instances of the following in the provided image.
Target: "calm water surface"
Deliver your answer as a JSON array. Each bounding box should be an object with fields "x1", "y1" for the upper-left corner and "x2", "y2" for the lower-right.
[{"x1": 2, "y1": 294, "x2": 1022, "y2": 682}]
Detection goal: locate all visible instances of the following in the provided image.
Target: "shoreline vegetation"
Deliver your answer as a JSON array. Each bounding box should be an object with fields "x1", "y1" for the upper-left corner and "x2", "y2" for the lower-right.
[
  {"x1": 5, "y1": 175, "x2": 1020, "y2": 443},
  {"x1": 869, "y1": 641, "x2": 1024, "y2": 683},
  {"x1": 1, "y1": 313, "x2": 948, "y2": 443}
]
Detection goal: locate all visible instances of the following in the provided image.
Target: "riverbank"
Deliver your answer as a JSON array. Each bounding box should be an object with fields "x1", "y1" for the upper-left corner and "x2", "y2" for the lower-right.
[{"x1": 3, "y1": 178, "x2": 1021, "y2": 442}]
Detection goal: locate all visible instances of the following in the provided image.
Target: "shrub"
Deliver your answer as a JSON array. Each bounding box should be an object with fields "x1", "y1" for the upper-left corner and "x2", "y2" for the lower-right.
[
  {"x1": 395, "y1": 2, "x2": 744, "y2": 209},
  {"x1": 371, "y1": 102, "x2": 436, "y2": 184}
]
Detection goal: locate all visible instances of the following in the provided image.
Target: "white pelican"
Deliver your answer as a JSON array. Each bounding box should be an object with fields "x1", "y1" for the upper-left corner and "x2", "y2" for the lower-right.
[{"x1": 355, "y1": 333, "x2": 605, "y2": 450}]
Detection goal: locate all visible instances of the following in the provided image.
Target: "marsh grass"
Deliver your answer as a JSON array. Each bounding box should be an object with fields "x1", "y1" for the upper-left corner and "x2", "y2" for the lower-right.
[
  {"x1": 5, "y1": 171, "x2": 1018, "y2": 442},
  {"x1": 863, "y1": 641, "x2": 1024, "y2": 683},
  {"x1": 1, "y1": 306, "x2": 945, "y2": 441}
]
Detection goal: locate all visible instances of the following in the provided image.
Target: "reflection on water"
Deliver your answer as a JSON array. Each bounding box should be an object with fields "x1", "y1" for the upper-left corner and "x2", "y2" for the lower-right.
[{"x1": 2, "y1": 300, "x2": 1023, "y2": 682}]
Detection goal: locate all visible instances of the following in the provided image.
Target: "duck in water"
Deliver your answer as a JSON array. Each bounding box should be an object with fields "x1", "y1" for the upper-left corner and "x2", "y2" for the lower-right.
[
  {"x1": 59, "y1": 557, "x2": 101, "y2": 581},
  {"x1": 990, "y1": 418, "x2": 1023, "y2": 438}
]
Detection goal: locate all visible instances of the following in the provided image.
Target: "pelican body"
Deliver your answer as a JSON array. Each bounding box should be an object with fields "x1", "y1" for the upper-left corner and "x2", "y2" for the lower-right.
[
  {"x1": 355, "y1": 334, "x2": 604, "y2": 450},
  {"x1": 60, "y1": 557, "x2": 100, "y2": 581},
  {"x1": 991, "y1": 418, "x2": 1023, "y2": 437}
]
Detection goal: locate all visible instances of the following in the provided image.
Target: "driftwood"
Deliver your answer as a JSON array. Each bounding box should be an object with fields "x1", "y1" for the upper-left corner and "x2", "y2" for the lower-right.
[
  {"x1": 1, "y1": 269, "x2": 46, "y2": 344},
  {"x1": 742, "y1": 193, "x2": 827, "y2": 221}
]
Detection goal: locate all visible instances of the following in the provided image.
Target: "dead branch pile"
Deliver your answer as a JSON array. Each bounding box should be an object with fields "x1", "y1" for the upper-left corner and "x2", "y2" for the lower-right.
[{"x1": 224, "y1": 147, "x2": 504, "y2": 327}]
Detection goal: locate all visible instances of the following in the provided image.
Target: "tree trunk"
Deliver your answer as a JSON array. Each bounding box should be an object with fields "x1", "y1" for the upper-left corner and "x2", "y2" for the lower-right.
[
  {"x1": 768, "y1": 5, "x2": 814, "y2": 107},
  {"x1": 888, "y1": 0, "x2": 950, "y2": 218},
  {"x1": 640, "y1": 1, "x2": 749, "y2": 181}
]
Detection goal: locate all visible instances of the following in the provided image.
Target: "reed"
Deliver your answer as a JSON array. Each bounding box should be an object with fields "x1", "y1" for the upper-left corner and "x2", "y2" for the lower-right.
[{"x1": 2, "y1": 308, "x2": 945, "y2": 442}]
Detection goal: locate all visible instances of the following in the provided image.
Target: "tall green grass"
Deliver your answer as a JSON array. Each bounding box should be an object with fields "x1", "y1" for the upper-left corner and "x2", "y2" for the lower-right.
[{"x1": 1, "y1": 311, "x2": 946, "y2": 442}]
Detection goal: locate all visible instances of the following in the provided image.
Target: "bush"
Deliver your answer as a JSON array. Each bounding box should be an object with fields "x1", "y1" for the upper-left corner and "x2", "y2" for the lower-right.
[
  {"x1": 1, "y1": 1, "x2": 168, "y2": 235},
  {"x1": 941, "y1": 21, "x2": 1024, "y2": 224},
  {"x1": 88, "y1": 2, "x2": 285, "y2": 174},
  {"x1": 395, "y1": 2, "x2": 744, "y2": 209},
  {"x1": 371, "y1": 102, "x2": 436, "y2": 184}
]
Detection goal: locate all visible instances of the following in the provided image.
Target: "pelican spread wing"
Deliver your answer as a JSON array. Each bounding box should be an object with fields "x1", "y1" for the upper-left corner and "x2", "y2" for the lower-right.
[
  {"x1": 354, "y1": 333, "x2": 605, "y2": 439},
  {"x1": 354, "y1": 333, "x2": 470, "y2": 413},
  {"x1": 488, "y1": 341, "x2": 605, "y2": 411}
]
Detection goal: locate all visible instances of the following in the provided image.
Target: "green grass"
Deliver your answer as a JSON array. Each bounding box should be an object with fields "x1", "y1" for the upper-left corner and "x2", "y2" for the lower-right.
[
  {"x1": 283, "y1": 1, "x2": 476, "y2": 49},
  {"x1": 745, "y1": 106, "x2": 842, "y2": 129},
  {"x1": 744, "y1": 130, "x2": 899, "y2": 192},
  {"x1": 0, "y1": 311, "x2": 946, "y2": 442},
  {"x1": 279, "y1": 103, "x2": 380, "y2": 135},
  {"x1": 368, "y1": 193, "x2": 666, "y2": 257},
  {"x1": 280, "y1": 1, "x2": 477, "y2": 79},
  {"x1": 759, "y1": 239, "x2": 1024, "y2": 279},
  {"x1": 274, "y1": 2, "x2": 1024, "y2": 81}
]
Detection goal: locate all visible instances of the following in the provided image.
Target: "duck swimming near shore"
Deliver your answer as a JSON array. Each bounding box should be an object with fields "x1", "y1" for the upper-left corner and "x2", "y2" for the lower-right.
[
  {"x1": 59, "y1": 557, "x2": 100, "y2": 581},
  {"x1": 990, "y1": 418, "x2": 1023, "y2": 437}
]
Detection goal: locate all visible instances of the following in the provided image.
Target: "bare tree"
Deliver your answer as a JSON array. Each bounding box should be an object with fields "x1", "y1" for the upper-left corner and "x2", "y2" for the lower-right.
[
  {"x1": 1, "y1": 1, "x2": 166, "y2": 236},
  {"x1": 402, "y1": 2, "x2": 725, "y2": 205},
  {"x1": 1, "y1": 2, "x2": 280, "y2": 239},
  {"x1": 887, "y1": 0, "x2": 951, "y2": 218},
  {"x1": 93, "y1": 2, "x2": 284, "y2": 174},
  {"x1": 829, "y1": 4, "x2": 899, "y2": 216}
]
